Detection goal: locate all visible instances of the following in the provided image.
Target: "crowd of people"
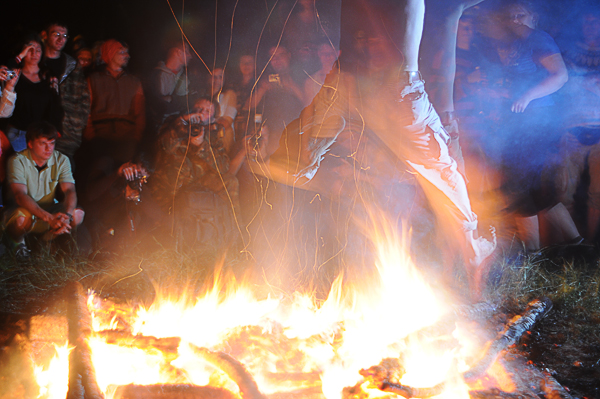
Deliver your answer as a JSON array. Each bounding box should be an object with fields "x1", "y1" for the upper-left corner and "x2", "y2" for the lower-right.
[
  {"x1": 447, "y1": 2, "x2": 600, "y2": 258},
  {"x1": 0, "y1": 0, "x2": 597, "y2": 287},
  {"x1": 0, "y1": 0, "x2": 340, "y2": 261}
]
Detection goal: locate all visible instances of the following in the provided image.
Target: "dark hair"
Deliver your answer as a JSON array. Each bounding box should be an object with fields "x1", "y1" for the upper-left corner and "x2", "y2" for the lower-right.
[
  {"x1": 193, "y1": 96, "x2": 220, "y2": 120},
  {"x1": 26, "y1": 121, "x2": 59, "y2": 144},
  {"x1": 16, "y1": 33, "x2": 44, "y2": 63},
  {"x1": 500, "y1": 0, "x2": 538, "y2": 18},
  {"x1": 43, "y1": 21, "x2": 68, "y2": 33}
]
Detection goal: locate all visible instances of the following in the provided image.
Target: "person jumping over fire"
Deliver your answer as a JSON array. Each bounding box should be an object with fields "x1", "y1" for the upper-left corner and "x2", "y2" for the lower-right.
[{"x1": 270, "y1": 0, "x2": 497, "y2": 297}]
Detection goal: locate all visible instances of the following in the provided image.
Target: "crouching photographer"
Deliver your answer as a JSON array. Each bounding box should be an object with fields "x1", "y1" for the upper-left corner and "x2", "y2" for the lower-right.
[
  {"x1": 147, "y1": 97, "x2": 244, "y2": 248},
  {"x1": 80, "y1": 151, "x2": 151, "y2": 249}
]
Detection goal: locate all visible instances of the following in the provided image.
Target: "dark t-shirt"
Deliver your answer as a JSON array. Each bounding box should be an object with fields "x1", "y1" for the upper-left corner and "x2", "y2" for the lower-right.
[
  {"x1": 44, "y1": 54, "x2": 66, "y2": 80},
  {"x1": 9, "y1": 75, "x2": 63, "y2": 132},
  {"x1": 483, "y1": 30, "x2": 560, "y2": 108}
]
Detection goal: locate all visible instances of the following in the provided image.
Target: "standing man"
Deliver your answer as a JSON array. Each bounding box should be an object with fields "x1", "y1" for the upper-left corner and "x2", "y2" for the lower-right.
[
  {"x1": 4, "y1": 122, "x2": 84, "y2": 259},
  {"x1": 41, "y1": 22, "x2": 91, "y2": 163},
  {"x1": 84, "y1": 39, "x2": 145, "y2": 164},
  {"x1": 147, "y1": 42, "x2": 191, "y2": 128},
  {"x1": 205, "y1": 67, "x2": 237, "y2": 154}
]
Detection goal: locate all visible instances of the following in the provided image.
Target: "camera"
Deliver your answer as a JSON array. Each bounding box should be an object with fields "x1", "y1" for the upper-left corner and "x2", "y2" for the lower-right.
[
  {"x1": 4, "y1": 70, "x2": 16, "y2": 80},
  {"x1": 190, "y1": 122, "x2": 219, "y2": 137},
  {"x1": 125, "y1": 173, "x2": 148, "y2": 203},
  {"x1": 268, "y1": 74, "x2": 281, "y2": 85}
]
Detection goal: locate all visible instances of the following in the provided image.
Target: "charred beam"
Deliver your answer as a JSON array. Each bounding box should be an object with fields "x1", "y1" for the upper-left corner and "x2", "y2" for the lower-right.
[
  {"x1": 463, "y1": 297, "x2": 553, "y2": 382},
  {"x1": 67, "y1": 281, "x2": 105, "y2": 399},
  {"x1": 367, "y1": 298, "x2": 554, "y2": 399},
  {"x1": 379, "y1": 381, "x2": 445, "y2": 399},
  {"x1": 94, "y1": 330, "x2": 180, "y2": 353},
  {"x1": 111, "y1": 384, "x2": 237, "y2": 399},
  {"x1": 188, "y1": 344, "x2": 267, "y2": 399}
]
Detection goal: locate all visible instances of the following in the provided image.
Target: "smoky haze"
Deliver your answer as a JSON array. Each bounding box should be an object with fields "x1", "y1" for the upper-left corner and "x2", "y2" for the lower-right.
[{"x1": 1, "y1": 0, "x2": 599, "y2": 296}]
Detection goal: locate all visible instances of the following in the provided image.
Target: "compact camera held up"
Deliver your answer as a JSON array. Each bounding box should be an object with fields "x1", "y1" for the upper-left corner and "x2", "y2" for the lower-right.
[{"x1": 0, "y1": 66, "x2": 18, "y2": 82}]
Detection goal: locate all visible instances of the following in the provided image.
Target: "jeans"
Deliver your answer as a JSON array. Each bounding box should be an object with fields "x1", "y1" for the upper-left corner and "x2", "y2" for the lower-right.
[{"x1": 6, "y1": 126, "x2": 27, "y2": 152}]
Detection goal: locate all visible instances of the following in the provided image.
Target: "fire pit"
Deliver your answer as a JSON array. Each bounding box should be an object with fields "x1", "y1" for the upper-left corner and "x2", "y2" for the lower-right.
[
  {"x1": 8, "y1": 234, "x2": 576, "y2": 399},
  {"x1": 33, "y1": 282, "x2": 570, "y2": 398}
]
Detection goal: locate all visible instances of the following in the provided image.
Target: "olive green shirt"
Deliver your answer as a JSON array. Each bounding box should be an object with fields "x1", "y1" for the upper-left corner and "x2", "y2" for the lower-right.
[{"x1": 7, "y1": 149, "x2": 75, "y2": 207}]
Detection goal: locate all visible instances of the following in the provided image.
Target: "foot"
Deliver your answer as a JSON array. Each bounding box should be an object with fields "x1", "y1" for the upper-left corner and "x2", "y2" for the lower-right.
[
  {"x1": 470, "y1": 227, "x2": 497, "y2": 268},
  {"x1": 14, "y1": 243, "x2": 31, "y2": 261}
]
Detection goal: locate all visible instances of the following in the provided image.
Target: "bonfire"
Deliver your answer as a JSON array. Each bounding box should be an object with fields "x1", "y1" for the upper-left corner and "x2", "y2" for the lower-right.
[{"x1": 23, "y1": 227, "x2": 575, "y2": 399}]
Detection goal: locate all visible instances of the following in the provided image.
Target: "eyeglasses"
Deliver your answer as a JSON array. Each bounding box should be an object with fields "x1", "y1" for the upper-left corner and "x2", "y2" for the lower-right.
[{"x1": 51, "y1": 32, "x2": 69, "y2": 40}]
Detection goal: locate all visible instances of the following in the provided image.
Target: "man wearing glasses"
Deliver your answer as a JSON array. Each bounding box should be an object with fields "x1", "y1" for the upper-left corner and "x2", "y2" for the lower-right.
[{"x1": 41, "y1": 22, "x2": 91, "y2": 164}]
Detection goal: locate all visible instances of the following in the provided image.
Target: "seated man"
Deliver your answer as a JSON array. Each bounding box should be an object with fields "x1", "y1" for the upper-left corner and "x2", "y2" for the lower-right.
[
  {"x1": 4, "y1": 121, "x2": 84, "y2": 258},
  {"x1": 148, "y1": 97, "x2": 245, "y2": 246}
]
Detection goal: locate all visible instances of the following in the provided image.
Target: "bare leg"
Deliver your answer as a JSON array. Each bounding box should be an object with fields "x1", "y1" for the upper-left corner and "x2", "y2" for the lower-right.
[
  {"x1": 539, "y1": 203, "x2": 581, "y2": 245},
  {"x1": 400, "y1": 0, "x2": 425, "y2": 71},
  {"x1": 6, "y1": 216, "x2": 32, "y2": 245},
  {"x1": 423, "y1": 0, "x2": 487, "y2": 174},
  {"x1": 588, "y1": 207, "x2": 600, "y2": 240},
  {"x1": 515, "y1": 215, "x2": 540, "y2": 251}
]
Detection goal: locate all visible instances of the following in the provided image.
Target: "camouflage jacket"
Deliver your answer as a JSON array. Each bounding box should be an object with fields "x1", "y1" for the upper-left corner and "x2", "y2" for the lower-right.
[{"x1": 56, "y1": 58, "x2": 91, "y2": 158}]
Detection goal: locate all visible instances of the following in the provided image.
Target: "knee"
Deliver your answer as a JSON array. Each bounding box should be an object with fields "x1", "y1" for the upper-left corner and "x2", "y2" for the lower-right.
[
  {"x1": 7, "y1": 214, "x2": 33, "y2": 235},
  {"x1": 73, "y1": 209, "x2": 85, "y2": 226}
]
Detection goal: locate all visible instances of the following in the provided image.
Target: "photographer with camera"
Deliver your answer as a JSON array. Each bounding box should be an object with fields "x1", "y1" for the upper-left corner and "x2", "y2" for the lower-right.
[
  {"x1": 6, "y1": 34, "x2": 63, "y2": 152},
  {"x1": 148, "y1": 97, "x2": 246, "y2": 247},
  {"x1": 0, "y1": 66, "x2": 20, "y2": 118},
  {"x1": 80, "y1": 153, "x2": 149, "y2": 249}
]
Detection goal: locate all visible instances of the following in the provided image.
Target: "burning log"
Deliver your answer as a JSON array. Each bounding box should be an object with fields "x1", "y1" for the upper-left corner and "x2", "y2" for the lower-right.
[
  {"x1": 359, "y1": 298, "x2": 554, "y2": 399},
  {"x1": 469, "y1": 388, "x2": 539, "y2": 398},
  {"x1": 94, "y1": 330, "x2": 181, "y2": 354},
  {"x1": 188, "y1": 344, "x2": 267, "y2": 399},
  {"x1": 67, "y1": 281, "x2": 105, "y2": 399},
  {"x1": 266, "y1": 386, "x2": 325, "y2": 399},
  {"x1": 111, "y1": 384, "x2": 237, "y2": 399},
  {"x1": 463, "y1": 297, "x2": 553, "y2": 382},
  {"x1": 378, "y1": 381, "x2": 444, "y2": 399},
  {"x1": 499, "y1": 354, "x2": 573, "y2": 399}
]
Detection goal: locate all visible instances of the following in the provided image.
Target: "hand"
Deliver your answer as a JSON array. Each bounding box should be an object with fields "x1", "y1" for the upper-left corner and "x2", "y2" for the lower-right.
[
  {"x1": 18, "y1": 44, "x2": 36, "y2": 62},
  {"x1": 0, "y1": 66, "x2": 9, "y2": 81},
  {"x1": 182, "y1": 112, "x2": 205, "y2": 125},
  {"x1": 118, "y1": 162, "x2": 146, "y2": 181},
  {"x1": 511, "y1": 95, "x2": 531, "y2": 113},
  {"x1": 3, "y1": 68, "x2": 21, "y2": 91},
  {"x1": 48, "y1": 213, "x2": 72, "y2": 234},
  {"x1": 49, "y1": 77, "x2": 59, "y2": 94},
  {"x1": 188, "y1": 113, "x2": 205, "y2": 125}
]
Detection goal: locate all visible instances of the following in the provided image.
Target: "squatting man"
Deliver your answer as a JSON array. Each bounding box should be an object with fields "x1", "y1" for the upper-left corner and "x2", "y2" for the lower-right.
[{"x1": 4, "y1": 121, "x2": 84, "y2": 258}]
